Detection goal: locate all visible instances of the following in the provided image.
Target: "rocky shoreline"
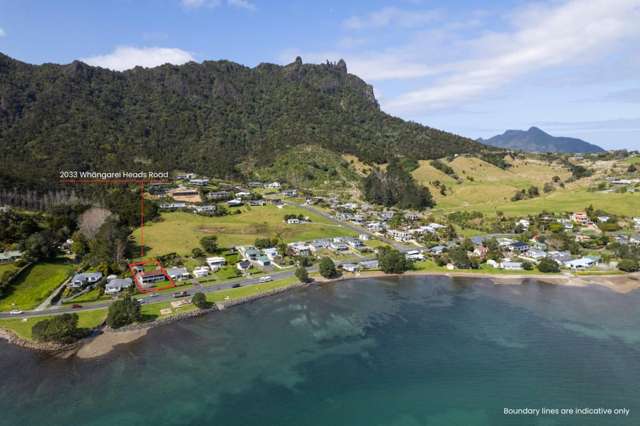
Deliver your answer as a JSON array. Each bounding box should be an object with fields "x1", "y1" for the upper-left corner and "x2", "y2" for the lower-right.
[{"x1": 2, "y1": 272, "x2": 638, "y2": 356}]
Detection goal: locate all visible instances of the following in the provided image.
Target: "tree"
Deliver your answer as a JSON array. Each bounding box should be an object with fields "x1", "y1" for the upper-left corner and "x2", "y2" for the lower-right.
[
  {"x1": 88, "y1": 218, "x2": 131, "y2": 271},
  {"x1": 378, "y1": 248, "x2": 410, "y2": 274},
  {"x1": 538, "y1": 257, "x2": 560, "y2": 273},
  {"x1": 191, "y1": 292, "x2": 209, "y2": 309},
  {"x1": 295, "y1": 266, "x2": 311, "y2": 283},
  {"x1": 191, "y1": 247, "x2": 204, "y2": 258},
  {"x1": 618, "y1": 259, "x2": 639, "y2": 273},
  {"x1": 628, "y1": 164, "x2": 637, "y2": 173},
  {"x1": 448, "y1": 247, "x2": 476, "y2": 269},
  {"x1": 200, "y1": 236, "x2": 219, "y2": 254},
  {"x1": 32, "y1": 313, "x2": 85, "y2": 344},
  {"x1": 319, "y1": 257, "x2": 339, "y2": 279},
  {"x1": 106, "y1": 295, "x2": 141, "y2": 329},
  {"x1": 522, "y1": 261, "x2": 534, "y2": 271},
  {"x1": 20, "y1": 230, "x2": 59, "y2": 261},
  {"x1": 528, "y1": 186, "x2": 540, "y2": 198}
]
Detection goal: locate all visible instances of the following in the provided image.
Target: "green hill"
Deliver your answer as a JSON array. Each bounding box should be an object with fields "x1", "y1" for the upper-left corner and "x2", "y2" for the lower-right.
[{"x1": 0, "y1": 54, "x2": 486, "y2": 188}]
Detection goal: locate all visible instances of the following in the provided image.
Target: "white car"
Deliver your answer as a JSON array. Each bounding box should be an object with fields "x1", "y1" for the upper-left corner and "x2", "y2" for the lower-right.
[
  {"x1": 259, "y1": 276, "x2": 273, "y2": 283},
  {"x1": 9, "y1": 310, "x2": 23, "y2": 315}
]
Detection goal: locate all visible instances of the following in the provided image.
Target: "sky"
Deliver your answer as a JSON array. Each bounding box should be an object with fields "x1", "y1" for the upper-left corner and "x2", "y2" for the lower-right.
[{"x1": 1, "y1": 0, "x2": 639, "y2": 150}]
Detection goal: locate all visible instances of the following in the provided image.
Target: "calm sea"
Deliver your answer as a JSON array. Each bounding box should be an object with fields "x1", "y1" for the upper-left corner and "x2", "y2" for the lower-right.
[{"x1": 1, "y1": 276, "x2": 639, "y2": 426}]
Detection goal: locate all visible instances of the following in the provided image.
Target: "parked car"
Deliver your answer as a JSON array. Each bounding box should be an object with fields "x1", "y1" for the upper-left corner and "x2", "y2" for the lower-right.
[
  {"x1": 71, "y1": 304, "x2": 83, "y2": 309},
  {"x1": 173, "y1": 291, "x2": 189, "y2": 298},
  {"x1": 232, "y1": 283, "x2": 241, "y2": 288},
  {"x1": 259, "y1": 276, "x2": 273, "y2": 283},
  {"x1": 9, "y1": 310, "x2": 23, "y2": 315}
]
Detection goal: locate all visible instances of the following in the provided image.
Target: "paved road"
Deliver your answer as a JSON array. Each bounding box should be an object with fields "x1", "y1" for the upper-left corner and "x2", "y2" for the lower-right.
[{"x1": 0, "y1": 203, "x2": 409, "y2": 320}]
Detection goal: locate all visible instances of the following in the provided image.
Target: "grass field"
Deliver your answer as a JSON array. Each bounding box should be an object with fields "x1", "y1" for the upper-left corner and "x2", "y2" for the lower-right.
[
  {"x1": 133, "y1": 205, "x2": 357, "y2": 258},
  {"x1": 0, "y1": 261, "x2": 73, "y2": 311},
  {"x1": 0, "y1": 309, "x2": 106, "y2": 340},
  {"x1": 411, "y1": 155, "x2": 640, "y2": 217},
  {"x1": 0, "y1": 263, "x2": 19, "y2": 276},
  {"x1": 205, "y1": 275, "x2": 301, "y2": 302}
]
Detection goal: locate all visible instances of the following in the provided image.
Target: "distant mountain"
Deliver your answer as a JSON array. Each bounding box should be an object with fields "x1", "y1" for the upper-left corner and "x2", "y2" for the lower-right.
[
  {"x1": 0, "y1": 53, "x2": 487, "y2": 188},
  {"x1": 479, "y1": 127, "x2": 604, "y2": 153}
]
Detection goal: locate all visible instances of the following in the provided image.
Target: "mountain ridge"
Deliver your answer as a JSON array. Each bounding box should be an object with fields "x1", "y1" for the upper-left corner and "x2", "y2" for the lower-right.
[
  {"x1": 479, "y1": 127, "x2": 604, "y2": 153},
  {"x1": 0, "y1": 53, "x2": 488, "y2": 188}
]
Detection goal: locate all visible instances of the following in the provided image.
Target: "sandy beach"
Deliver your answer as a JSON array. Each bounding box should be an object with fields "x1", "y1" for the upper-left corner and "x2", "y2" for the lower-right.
[{"x1": 75, "y1": 328, "x2": 149, "y2": 359}]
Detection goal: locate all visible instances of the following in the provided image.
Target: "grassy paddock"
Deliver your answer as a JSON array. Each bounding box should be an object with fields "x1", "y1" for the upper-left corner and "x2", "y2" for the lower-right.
[
  {"x1": 0, "y1": 261, "x2": 73, "y2": 311},
  {"x1": 0, "y1": 309, "x2": 107, "y2": 340},
  {"x1": 133, "y1": 205, "x2": 356, "y2": 258}
]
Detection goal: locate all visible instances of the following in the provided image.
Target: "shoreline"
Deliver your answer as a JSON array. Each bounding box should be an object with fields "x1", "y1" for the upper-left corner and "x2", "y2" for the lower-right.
[{"x1": 1, "y1": 272, "x2": 638, "y2": 356}]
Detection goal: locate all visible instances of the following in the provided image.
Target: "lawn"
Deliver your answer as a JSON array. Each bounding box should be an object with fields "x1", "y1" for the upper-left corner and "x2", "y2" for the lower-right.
[
  {"x1": 206, "y1": 276, "x2": 301, "y2": 303},
  {"x1": 65, "y1": 287, "x2": 109, "y2": 304},
  {"x1": 0, "y1": 263, "x2": 19, "y2": 277},
  {"x1": 0, "y1": 261, "x2": 74, "y2": 311},
  {"x1": 133, "y1": 205, "x2": 357, "y2": 258},
  {"x1": 0, "y1": 309, "x2": 107, "y2": 340}
]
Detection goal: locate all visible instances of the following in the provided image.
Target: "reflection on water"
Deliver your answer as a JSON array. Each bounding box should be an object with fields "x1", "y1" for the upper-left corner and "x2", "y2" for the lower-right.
[{"x1": 1, "y1": 277, "x2": 639, "y2": 426}]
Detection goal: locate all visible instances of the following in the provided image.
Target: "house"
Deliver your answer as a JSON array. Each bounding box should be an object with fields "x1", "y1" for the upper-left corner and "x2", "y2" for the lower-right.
[
  {"x1": 159, "y1": 202, "x2": 187, "y2": 210},
  {"x1": 330, "y1": 242, "x2": 349, "y2": 252},
  {"x1": 167, "y1": 267, "x2": 190, "y2": 281},
  {"x1": 633, "y1": 217, "x2": 640, "y2": 229},
  {"x1": 288, "y1": 242, "x2": 311, "y2": 256},
  {"x1": 206, "y1": 256, "x2": 226, "y2": 271},
  {"x1": 524, "y1": 249, "x2": 547, "y2": 262},
  {"x1": 565, "y1": 257, "x2": 598, "y2": 270},
  {"x1": 248, "y1": 181, "x2": 263, "y2": 188},
  {"x1": 105, "y1": 278, "x2": 133, "y2": 295},
  {"x1": 470, "y1": 236, "x2": 486, "y2": 246},
  {"x1": 235, "y1": 191, "x2": 252, "y2": 199},
  {"x1": 170, "y1": 188, "x2": 199, "y2": 197},
  {"x1": 248, "y1": 199, "x2": 266, "y2": 206},
  {"x1": 189, "y1": 178, "x2": 209, "y2": 186},
  {"x1": 486, "y1": 259, "x2": 500, "y2": 268},
  {"x1": 263, "y1": 247, "x2": 279, "y2": 260},
  {"x1": 429, "y1": 245, "x2": 447, "y2": 255},
  {"x1": 176, "y1": 173, "x2": 196, "y2": 180},
  {"x1": 0, "y1": 250, "x2": 22, "y2": 263},
  {"x1": 509, "y1": 241, "x2": 530, "y2": 253},
  {"x1": 472, "y1": 245, "x2": 488, "y2": 258},
  {"x1": 516, "y1": 219, "x2": 531, "y2": 229},
  {"x1": 388, "y1": 229, "x2": 411, "y2": 242},
  {"x1": 367, "y1": 222, "x2": 384, "y2": 232},
  {"x1": 497, "y1": 237, "x2": 516, "y2": 247},
  {"x1": 630, "y1": 235, "x2": 640, "y2": 245},
  {"x1": 282, "y1": 189, "x2": 297, "y2": 197},
  {"x1": 135, "y1": 270, "x2": 166, "y2": 288},
  {"x1": 571, "y1": 212, "x2": 590, "y2": 225},
  {"x1": 405, "y1": 212, "x2": 420, "y2": 221},
  {"x1": 287, "y1": 218, "x2": 301, "y2": 224},
  {"x1": 405, "y1": 250, "x2": 425, "y2": 261},
  {"x1": 501, "y1": 261, "x2": 523, "y2": 270},
  {"x1": 207, "y1": 191, "x2": 232, "y2": 201},
  {"x1": 236, "y1": 260, "x2": 252, "y2": 272},
  {"x1": 240, "y1": 246, "x2": 261, "y2": 261},
  {"x1": 227, "y1": 199, "x2": 243, "y2": 207},
  {"x1": 359, "y1": 260, "x2": 379, "y2": 270},
  {"x1": 345, "y1": 238, "x2": 365, "y2": 249},
  {"x1": 256, "y1": 255, "x2": 271, "y2": 267},
  {"x1": 548, "y1": 251, "x2": 572, "y2": 264},
  {"x1": 597, "y1": 215, "x2": 610, "y2": 223},
  {"x1": 340, "y1": 263, "x2": 359, "y2": 273},
  {"x1": 193, "y1": 266, "x2": 210, "y2": 278},
  {"x1": 70, "y1": 272, "x2": 103, "y2": 288},
  {"x1": 359, "y1": 234, "x2": 370, "y2": 241},
  {"x1": 266, "y1": 182, "x2": 281, "y2": 189},
  {"x1": 193, "y1": 205, "x2": 216, "y2": 214}
]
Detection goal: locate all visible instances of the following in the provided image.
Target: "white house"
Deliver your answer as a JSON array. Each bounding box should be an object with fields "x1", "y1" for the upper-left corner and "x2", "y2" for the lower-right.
[
  {"x1": 105, "y1": 278, "x2": 133, "y2": 294},
  {"x1": 501, "y1": 261, "x2": 523, "y2": 271},
  {"x1": 189, "y1": 178, "x2": 209, "y2": 186},
  {"x1": 70, "y1": 272, "x2": 103, "y2": 288},
  {"x1": 565, "y1": 257, "x2": 599, "y2": 270},
  {"x1": 206, "y1": 257, "x2": 226, "y2": 271},
  {"x1": 266, "y1": 182, "x2": 281, "y2": 189},
  {"x1": 193, "y1": 266, "x2": 210, "y2": 278},
  {"x1": 405, "y1": 250, "x2": 425, "y2": 261},
  {"x1": 167, "y1": 267, "x2": 190, "y2": 281},
  {"x1": 341, "y1": 263, "x2": 359, "y2": 273},
  {"x1": 287, "y1": 218, "x2": 301, "y2": 224},
  {"x1": 263, "y1": 247, "x2": 279, "y2": 260}
]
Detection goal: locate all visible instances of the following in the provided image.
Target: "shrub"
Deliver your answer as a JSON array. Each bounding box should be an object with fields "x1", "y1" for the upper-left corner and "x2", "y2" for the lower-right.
[
  {"x1": 32, "y1": 313, "x2": 85, "y2": 344},
  {"x1": 378, "y1": 248, "x2": 410, "y2": 274},
  {"x1": 191, "y1": 292, "x2": 209, "y2": 309},
  {"x1": 319, "y1": 257, "x2": 339, "y2": 279},
  {"x1": 618, "y1": 259, "x2": 639, "y2": 273},
  {"x1": 538, "y1": 257, "x2": 560, "y2": 273},
  {"x1": 106, "y1": 295, "x2": 141, "y2": 329},
  {"x1": 200, "y1": 236, "x2": 219, "y2": 254},
  {"x1": 295, "y1": 266, "x2": 311, "y2": 283}
]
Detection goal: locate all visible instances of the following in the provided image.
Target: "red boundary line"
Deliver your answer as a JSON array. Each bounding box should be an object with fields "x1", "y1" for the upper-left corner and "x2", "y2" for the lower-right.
[{"x1": 128, "y1": 259, "x2": 176, "y2": 293}]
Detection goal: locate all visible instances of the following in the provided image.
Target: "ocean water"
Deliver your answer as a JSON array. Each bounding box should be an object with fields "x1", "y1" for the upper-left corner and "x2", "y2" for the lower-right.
[{"x1": 1, "y1": 276, "x2": 639, "y2": 426}]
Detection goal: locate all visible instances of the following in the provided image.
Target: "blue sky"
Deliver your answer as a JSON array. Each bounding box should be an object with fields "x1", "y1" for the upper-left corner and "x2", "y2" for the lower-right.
[{"x1": 1, "y1": 0, "x2": 639, "y2": 149}]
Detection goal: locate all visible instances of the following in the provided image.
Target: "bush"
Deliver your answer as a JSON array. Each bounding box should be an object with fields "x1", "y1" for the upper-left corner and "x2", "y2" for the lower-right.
[
  {"x1": 522, "y1": 261, "x2": 534, "y2": 271},
  {"x1": 191, "y1": 292, "x2": 209, "y2": 309},
  {"x1": 106, "y1": 295, "x2": 141, "y2": 329},
  {"x1": 538, "y1": 257, "x2": 560, "y2": 273},
  {"x1": 295, "y1": 266, "x2": 311, "y2": 283},
  {"x1": 200, "y1": 236, "x2": 219, "y2": 254},
  {"x1": 618, "y1": 259, "x2": 639, "y2": 273},
  {"x1": 378, "y1": 248, "x2": 411, "y2": 274},
  {"x1": 319, "y1": 257, "x2": 339, "y2": 279},
  {"x1": 32, "y1": 313, "x2": 85, "y2": 344}
]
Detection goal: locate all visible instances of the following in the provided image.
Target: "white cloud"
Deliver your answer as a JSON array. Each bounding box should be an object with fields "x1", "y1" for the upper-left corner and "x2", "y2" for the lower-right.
[
  {"x1": 386, "y1": 0, "x2": 640, "y2": 113},
  {"x1": 181, "y1": 0, "x2": 255, "y2": 10},
  {"x1": 228, "y1": 0, "x2": 256, "y2": 11},
  {"x1": 181, "y1": 0, "x2": 221, "y2": 8},
  {"x1": 0, "y1": 28, "x2": 5, "y2": 37},
  {"x1": 343, "y1": 7, "x2": 440, "y2": 30},
  {"x1": 82, "y1": 46, "x2": 194, "y2": 71}
]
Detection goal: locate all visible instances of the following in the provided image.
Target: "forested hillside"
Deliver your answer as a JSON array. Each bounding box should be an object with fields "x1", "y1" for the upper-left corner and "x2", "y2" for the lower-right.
[{"x1": 0, "y1": 53, "x2": 487, "y2": 188}]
